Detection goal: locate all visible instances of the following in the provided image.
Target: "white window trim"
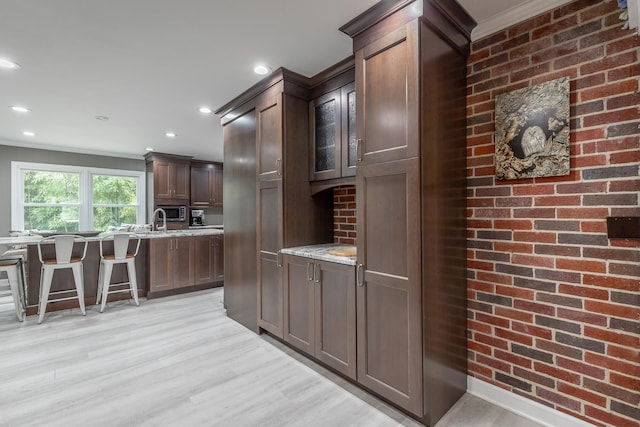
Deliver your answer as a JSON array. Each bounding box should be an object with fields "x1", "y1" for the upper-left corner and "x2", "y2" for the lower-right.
[{"x1": 11, "y1": 161, "x2": 146, "y2": 231}]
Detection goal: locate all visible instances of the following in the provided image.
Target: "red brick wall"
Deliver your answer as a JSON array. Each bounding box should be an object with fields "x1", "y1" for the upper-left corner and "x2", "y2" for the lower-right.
[
  {"x1": 466, "y1": 1, "x2": 640, "y2": 426},
  {"x1": 334, "y1": 185, "x2": 356, "y2": 245}
]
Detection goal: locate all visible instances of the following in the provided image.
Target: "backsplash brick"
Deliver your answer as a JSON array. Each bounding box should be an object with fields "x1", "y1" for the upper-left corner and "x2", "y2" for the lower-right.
[
  {"x1": 333, "y1": 185, "x2": 356, "y2": 245},
  {"x1": 466, "y1": 0, "x2": 640, "y2": 426}
]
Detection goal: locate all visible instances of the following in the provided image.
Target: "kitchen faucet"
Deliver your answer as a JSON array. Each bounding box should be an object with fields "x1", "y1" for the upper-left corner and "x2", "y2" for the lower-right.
[{"x1": 152, "y1": 208, "x2": 167, "y2": 232}]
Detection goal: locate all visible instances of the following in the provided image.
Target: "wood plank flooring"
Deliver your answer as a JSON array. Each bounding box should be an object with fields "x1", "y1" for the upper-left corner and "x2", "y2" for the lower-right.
[{"x1": 0, "y1": 287, "x2": 543, "y2": 427}]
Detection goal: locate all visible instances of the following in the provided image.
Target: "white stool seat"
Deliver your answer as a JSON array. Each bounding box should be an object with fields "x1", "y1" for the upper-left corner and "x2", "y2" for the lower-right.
[
  {"x1": 37, "y1": 235, "x2": 88, "y2": 324},
  {"x1": 0, "y1": 257, "x2": 26, "y2": 322},
  {"x1": 97, "y1": 233, "x2": 141, "y2": 313}
]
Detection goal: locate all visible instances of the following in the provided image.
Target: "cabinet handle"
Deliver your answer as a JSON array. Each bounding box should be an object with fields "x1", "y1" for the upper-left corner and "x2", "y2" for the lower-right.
[
  {"x1": 276, "y1": 158, "x2": 281, "y2": 176},
  {"x1": 307, "y1": 262, "x2": 313, "y2": 281},
  {"x1": 357, "y1": 264, "x2": 364, "y2": 287},
  {"x1": 356, "y1": 139, "x2": 363, "y2": 162},
  {"x1": 277, "y1": 251, "x2": 283, "y2": 268},
  {"x1": 175, "y1": 239, "x2": 179, "y2": 250},
  {"x1": 314, "y1": 263, "x2": 320, "y2": 283}
]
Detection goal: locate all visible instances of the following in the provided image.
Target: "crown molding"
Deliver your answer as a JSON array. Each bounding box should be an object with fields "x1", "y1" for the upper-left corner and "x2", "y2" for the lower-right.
[{"x1": 471, "y1": 0, "x2": 573, "y2": 41}]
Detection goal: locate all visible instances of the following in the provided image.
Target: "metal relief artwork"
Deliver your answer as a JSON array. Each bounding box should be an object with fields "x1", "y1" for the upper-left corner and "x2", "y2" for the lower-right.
[{"x1": 495, "y1": 77, "x2": 570, "y2": 180}]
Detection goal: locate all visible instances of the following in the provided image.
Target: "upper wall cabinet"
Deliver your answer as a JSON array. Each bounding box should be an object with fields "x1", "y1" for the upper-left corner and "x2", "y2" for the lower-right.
[
  {"x1": 145, "y1": 152, "x2": 192, "y2": 205},
  {"x1": 309, "y1": 82, "x2": 356, "y2": 181},
  {"x1": 308, "y1": 59, "x2": 356, "y2": 183},
  {"x1": 191, "y1": 161, "x2": 223, "y2": 208}
]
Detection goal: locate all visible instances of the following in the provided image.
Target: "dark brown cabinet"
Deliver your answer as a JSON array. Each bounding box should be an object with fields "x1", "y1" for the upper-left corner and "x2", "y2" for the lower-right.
[
  {"x1": 149, "y1": 236, "x2": 194, "y2": 292},
  {"x1": 194, "y1": 235, "x2": 224, "y2": 285},
  {"x1": 191, "y1": 161, "x2": 223, "y2": 208},
  {"x1": 342, "y1": 1, "x2": 473, "y2": 423},
  {"x1": 217, "y1": 69, "x2": 334, "y2": 336},
  {"x1": 257, "y1": 179, "x2": 284, "y2": 336},
  {"x1": 283, "y1": 254, "x2": 356, "y2": 379},
  {"x1": 146, "y1": 153, "x2": 191, "y2": 204},
  {"x1": 356, "y1": 157, "x2": 422, "y2": 413},
  {"x1": 257, "y1": 94, "x2": 283, "y2": 182},
  {"x1": 309, "y1": 82, "x2": 356, "y2": 181}
]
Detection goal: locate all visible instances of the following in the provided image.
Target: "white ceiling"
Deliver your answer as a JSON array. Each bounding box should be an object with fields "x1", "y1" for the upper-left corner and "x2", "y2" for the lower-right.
[{"x1": 0, "y1": 0, "x2": 536, "y2": 162}]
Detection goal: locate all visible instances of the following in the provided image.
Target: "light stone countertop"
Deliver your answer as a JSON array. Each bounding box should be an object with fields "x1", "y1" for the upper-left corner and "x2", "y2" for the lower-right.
[
  {"x1": 0, "y1": 229, "x2": 223, "y2": 246},
  {"x1": 280, "y1": 244, "x2": 357, "y2": 266}
]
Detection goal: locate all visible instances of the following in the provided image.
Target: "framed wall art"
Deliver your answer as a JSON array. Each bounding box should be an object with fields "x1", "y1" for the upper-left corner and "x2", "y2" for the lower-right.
[{"x1": 494, "y1": 76, "x2": 570, "y2": 180}]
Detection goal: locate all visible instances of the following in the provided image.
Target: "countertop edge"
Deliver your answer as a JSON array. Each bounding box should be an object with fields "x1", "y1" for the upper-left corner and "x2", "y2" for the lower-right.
[{"x1": 280, "y1": 244, "x2": 357, "y2": 266}]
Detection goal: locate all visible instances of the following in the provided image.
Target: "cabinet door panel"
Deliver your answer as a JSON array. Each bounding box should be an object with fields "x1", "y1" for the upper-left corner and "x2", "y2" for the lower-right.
[
  {"x1": 341, "y1": 82, "x2": 357, "y2": 177},
  {"x1": 212, "y1": 167, "x2": 223, "y2": 208},
  {"x1": 257, "y1": 179, "x2": 283, "y2": 337},
  {"x1": 153, "y1": 161, "x2": 172, "y2": 199},
  {"x1": 194, "y1": 236, "x2": 214, "y2": 285},
  {"x1": 173, "y1": 237, "x2": 194, "y2": 288},
  {"x1": 315, "y1": 261, "x2": 356, "y2": 379},
  {"x1": 356, "y1": 24, "x2": 419, "y2": 165},
  {"x1": 356, "y1": 157, "x2": 422, "y2": 415},
  {"x1": 309, "y1": 89, "x2": 341, "y2": 181},
  {"x1": 214, "y1": 235, "x2": 224, "y2": 281},
  {"x1": 258, "y1": 254, "x2": 283, "y2": 337},
  {"x1": 174, "y1": 163, "x2": 190, "y2": 199},
  {"x1": 191, "y1": 167, "x2": 211, "y2": 207},
  {"x1": 283, "y1": 255, "x2": 314, "y2": 354},
  {"x1": 149, "y1": 238, "x2": 171, "y2": 292},
  {"x1": 257, "y1": 95, "x2": 283, "y2": 181}
]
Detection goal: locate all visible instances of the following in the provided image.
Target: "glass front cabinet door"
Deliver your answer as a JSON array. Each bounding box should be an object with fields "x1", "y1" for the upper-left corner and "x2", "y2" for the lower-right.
[{"x1": 309, "y1": 82, "x2": 356, "y2": 181}]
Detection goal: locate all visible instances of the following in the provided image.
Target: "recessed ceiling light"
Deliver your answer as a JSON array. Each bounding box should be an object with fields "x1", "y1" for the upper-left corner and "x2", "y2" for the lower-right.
[
  {"x1": 95, "y1": 115, "x2": 109, "y2": 121},
  {"x1": 199, "y1": 106, "x2": 212, "y2": 114},
  {"x1": 165, "y1": 132, "x2": 177, "y2": 138},
  {"x1": 253, "y1": 64, "x2": 271, "y2": 75},
  {"x1": 0, "y1": 58, "x2": 20, "y2": 69},
  {"x1": 10, "y1": 105, "x2": 30, "y2": 113},
  {"x1": 22, "y1": 131, "x2": 36, "y2": 137},
  {"x1": 145, "y1": 147, "x2": 154, "y2": 151}
]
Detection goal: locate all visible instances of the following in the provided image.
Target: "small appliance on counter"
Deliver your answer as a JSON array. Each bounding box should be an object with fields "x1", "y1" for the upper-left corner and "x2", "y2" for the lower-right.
[{"x1": 190, "y1": 209, "x2": 205, "y2": 226}]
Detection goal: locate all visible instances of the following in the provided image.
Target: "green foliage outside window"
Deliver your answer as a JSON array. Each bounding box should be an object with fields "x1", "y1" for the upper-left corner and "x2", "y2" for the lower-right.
[
  {"x1": 92, "y1": 175, "x2": 138, "y2": 230},
  {"x1": 23, "y1": 171, "x2": 80, "y2": 231},
  {"x1": 22, "y1": 170, "x2": 139, "y2": 231}
]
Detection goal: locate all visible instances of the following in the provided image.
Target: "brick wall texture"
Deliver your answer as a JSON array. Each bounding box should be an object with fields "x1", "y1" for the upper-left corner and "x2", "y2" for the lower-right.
[
  {"x1": 466, "y1": 1, "x2": 640, "y2": 426},
  {"x1": 333, "y1": 185, "x2": 356, "y2": 245}
]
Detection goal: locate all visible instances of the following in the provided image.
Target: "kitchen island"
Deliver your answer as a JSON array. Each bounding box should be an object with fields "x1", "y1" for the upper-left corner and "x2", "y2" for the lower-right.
[{"x1": 0, "y1": 229, "x2": 223, "y2": 316}]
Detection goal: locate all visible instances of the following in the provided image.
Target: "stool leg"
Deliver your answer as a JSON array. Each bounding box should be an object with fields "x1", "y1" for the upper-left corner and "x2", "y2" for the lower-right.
[
  {"x1": 72, "y1": 264, "x2": 86, "y2": 316},
  {"x1": 6, "y1": 267, "x2": 24, "y2": 322},
  {"x1": 38, "y1": 267, "x2": 54, "y2": 324},
  {"x1": 127, "y1": 258, "x2": 140, "y2": 306},
  {"x1": 96, "y1": 260, "x2": 104, "y2": 305},
  {"x1": 100, "y1": 262, "x2": 113, "y2": 313}
]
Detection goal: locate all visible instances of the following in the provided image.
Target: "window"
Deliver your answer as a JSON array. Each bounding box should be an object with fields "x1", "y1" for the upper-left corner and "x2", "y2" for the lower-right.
[{"x1": 12, "y1": 162, "x2": 145, "y2": 232}]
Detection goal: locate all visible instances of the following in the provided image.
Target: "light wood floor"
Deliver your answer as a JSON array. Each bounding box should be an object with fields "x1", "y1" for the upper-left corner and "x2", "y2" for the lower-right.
[{"x1": 0, "y1": 287, "x2": 543, "y2": 427}]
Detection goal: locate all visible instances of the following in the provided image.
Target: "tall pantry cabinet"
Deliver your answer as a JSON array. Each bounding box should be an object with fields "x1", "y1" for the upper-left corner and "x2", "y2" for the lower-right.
[
  {"x1": 341, "y1": 0, "x2": 473, "y2": 424},
  {"x1": 216, "y1": 69, "x2": 334, "y2": 335}
]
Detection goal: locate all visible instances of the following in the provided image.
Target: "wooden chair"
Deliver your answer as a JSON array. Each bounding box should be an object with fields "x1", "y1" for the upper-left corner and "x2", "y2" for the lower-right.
[
  {"x1": 97, "y1": 233, "x2": 141, "y2": 312},
  {"x1": 0, "y1": 257, "x2": 26, "y2": 321},
  {"x1": 37, "y1": 235, "x2": 88, "y2": 324}
]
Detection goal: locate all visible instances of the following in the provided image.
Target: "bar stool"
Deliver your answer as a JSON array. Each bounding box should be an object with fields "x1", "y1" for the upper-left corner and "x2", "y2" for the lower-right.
[
  {"x1": 37, "y1": 235, "x2": 88, "y2": 324},
  {"x1": 97, "y1": 233, "x2": 141, "y2": 312},
  {"x1": 0, "y1": 257, "x2": 26, "y2": 321}
]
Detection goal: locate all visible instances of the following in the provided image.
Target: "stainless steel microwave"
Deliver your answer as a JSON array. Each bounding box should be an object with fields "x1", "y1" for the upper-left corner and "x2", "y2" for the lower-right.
[{"x1": 157, "y1": 205, "x2": 187, "y2": 222}]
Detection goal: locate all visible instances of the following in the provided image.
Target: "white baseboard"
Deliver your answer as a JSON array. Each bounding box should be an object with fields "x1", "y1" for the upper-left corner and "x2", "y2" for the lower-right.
[{"x1": 467, "y1": 376, "x2": 596, "y2": 427}]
